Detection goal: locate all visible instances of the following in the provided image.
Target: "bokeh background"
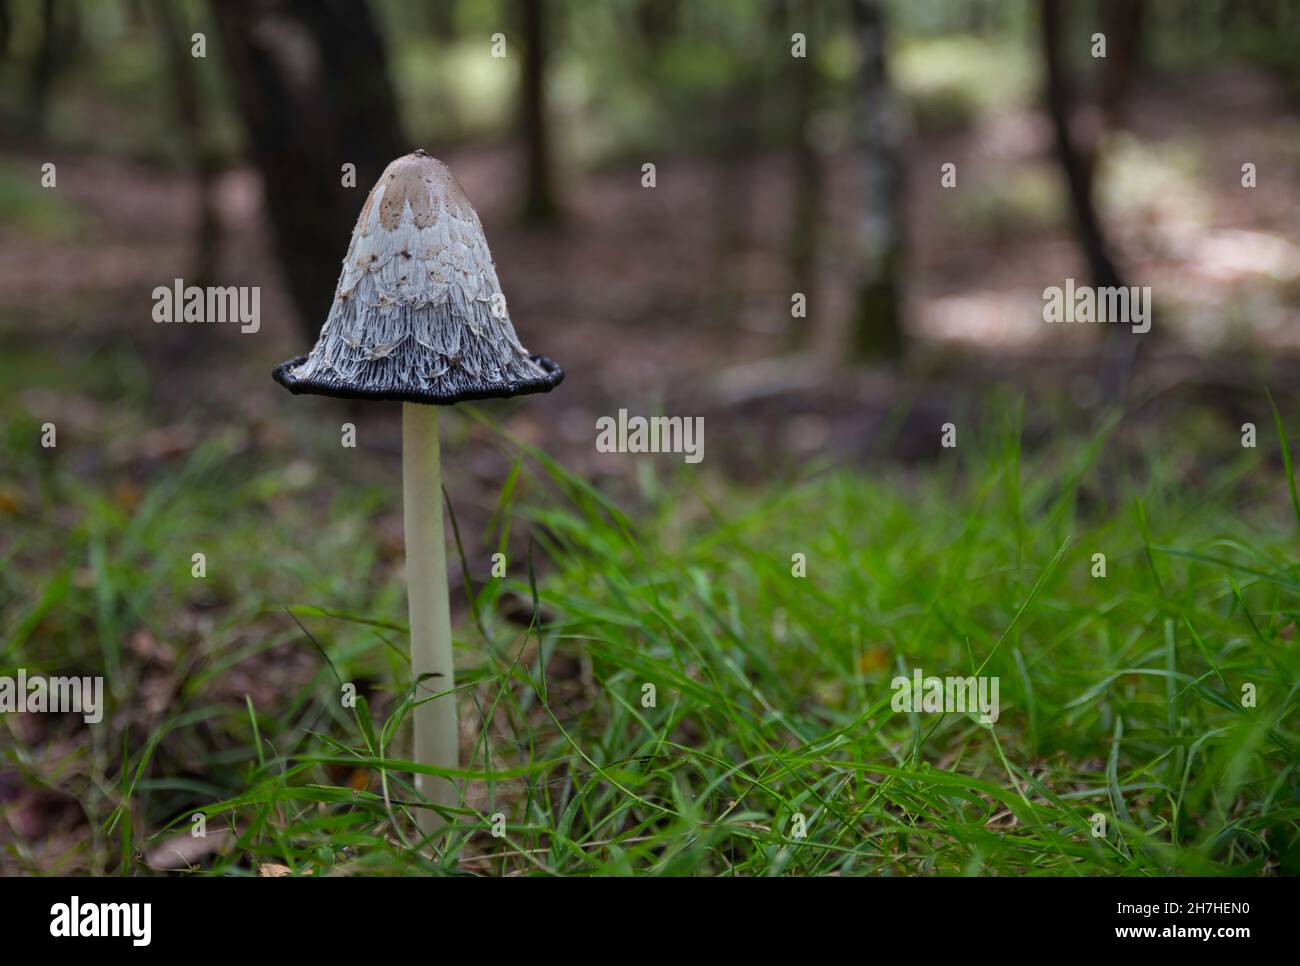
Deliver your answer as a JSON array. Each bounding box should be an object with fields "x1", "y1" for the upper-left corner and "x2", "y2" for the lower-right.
[
  {"x1": 3, "y1": 1, "x2": 1298, "y2": 466},
  {"x1": 2, "y1": 0, "x2": 1299, "y2": 875}
]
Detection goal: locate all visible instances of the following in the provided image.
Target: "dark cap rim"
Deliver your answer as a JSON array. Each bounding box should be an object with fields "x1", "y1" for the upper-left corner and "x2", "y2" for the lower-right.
[{"x1": 272, "y1": 354, "x2": 564, "y2": 406}]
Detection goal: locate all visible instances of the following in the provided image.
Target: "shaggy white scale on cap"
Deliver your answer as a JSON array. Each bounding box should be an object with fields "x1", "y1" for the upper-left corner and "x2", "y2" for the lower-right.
[{"x1": 274, "y1": 150, "x2": 562, "y2": 404}]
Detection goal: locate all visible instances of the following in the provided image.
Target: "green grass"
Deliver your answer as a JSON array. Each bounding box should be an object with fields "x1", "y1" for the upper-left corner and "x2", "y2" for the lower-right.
[{"x1": 2, "y1": 395, "x2": 1298, "y2": 876}]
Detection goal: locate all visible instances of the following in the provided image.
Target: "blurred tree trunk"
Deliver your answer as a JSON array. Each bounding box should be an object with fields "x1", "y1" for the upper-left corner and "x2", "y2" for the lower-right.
[
  {"x1": 210, "y1": 0, "x2": 406, "y2": 341},
  {"x1": 28, "y1": 0, "x2": 85, "y2": 128},
  {"x1": 157, "y1": 0, "x2": 220, "y2": 288},
  {"x1": 1039, "y1": 0, "x2": 1123, "y2": 290},
  {"x1": 847, "y1": 0, "x2": 905, "y2": 362},
  {"x1": 713, "y1": 77, "x2": 761, "y2": 313},
  {"x1": 635, "y1": 0, "x2": 680, "y2": 52},
  {"x1": 519, "y1": 0, "x2": 560, "y2": 224},
  {"x1": 711, "y1": 8, "x2": 772, "y2": 331},
  {"x1": 786, "y1": 0, "x2": 822, "y2": 347},
  {"x1": 1098, "y1": 0, "x2": 1144, "y2": 128},
  {"x1": 1041, "y1": 0, "x2": 1138, "y2": 399},
  {"x1": 28, "y1": 0, "x2": 59, "y2": 131},
  {"x1": 0, "y1": 1, "x2": 11, "y2": 62},
  {"x1": 429, "y1": 0, "x2": 457, "y2": 41}
]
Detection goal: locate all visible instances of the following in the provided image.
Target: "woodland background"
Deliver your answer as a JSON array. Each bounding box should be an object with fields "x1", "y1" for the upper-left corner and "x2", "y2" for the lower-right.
[{"x1": 2, "y1": 0, "x2": 1299, "y2": 876}]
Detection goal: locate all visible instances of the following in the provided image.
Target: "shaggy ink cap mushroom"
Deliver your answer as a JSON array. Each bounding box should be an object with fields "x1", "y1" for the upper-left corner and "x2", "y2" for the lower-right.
[{"x1": 273, "y1": 149, "x2": 563, "y2": 405}]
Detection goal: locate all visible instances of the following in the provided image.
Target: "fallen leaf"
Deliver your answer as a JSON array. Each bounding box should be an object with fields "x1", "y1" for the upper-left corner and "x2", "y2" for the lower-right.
[
  {"x1": 858, "y1": 646, "x2": 890, "y2": 674},
  {"x1": 112, "y1": 480, "x2": 142, "y2": 513}
]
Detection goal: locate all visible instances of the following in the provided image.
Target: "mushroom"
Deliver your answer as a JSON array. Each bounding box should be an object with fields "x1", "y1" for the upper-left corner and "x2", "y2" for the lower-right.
[{"x1": 273, "y1": 150, "x2": 563, "y2": 836}]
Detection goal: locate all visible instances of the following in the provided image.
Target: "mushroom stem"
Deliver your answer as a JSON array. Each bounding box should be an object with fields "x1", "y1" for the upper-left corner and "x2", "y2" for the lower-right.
[{"x1": 402, "y1": 402, "x2": 458, "y2": 835}]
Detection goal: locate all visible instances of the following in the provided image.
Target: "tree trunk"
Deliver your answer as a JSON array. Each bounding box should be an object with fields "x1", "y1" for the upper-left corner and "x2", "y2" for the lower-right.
[
  {"x1": 28, "y1": 0, "x2": 58, "y2": 131},
  {"x1": 519, "y1": 0, "x2": 560, "y2": 224},
  {"x1": 429, "y1": 0, "x2": 457, "y2": 41},
  {"x1": 157, "y1": 0, "x2": 220, "y2": 287},
  {"x1": 1040, "y1": 0, "x2": 1139, "y2": 399},
  {"x1": 0, "y1": 0, "x2": 12, "y2": 63},
  {"x1": 1098, "y1": 0, "x2": 1145, "y2": 129},
  {"x1": 635, "y1": 0, "x2": 680, "y2": 52},
  {"x1": 787, "y1": 0, "x2": 822, "y2": 348},
  {"x1": 209, "y1": 0, "x2": 407, "y2": 342},
  {"x1": 710, "y1": 78, "x2": 760, "y2": 330},
  {"x1": 847, "y1": 0, "x2": 905, "y2": 362},
  {"x1": 1039, "y1": 0, "x2": 1123, "y2": 290}
]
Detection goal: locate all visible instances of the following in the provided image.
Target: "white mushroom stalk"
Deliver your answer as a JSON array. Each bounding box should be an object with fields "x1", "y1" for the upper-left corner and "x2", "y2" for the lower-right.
[
  {"x1": 402, "y1": 402, "x2": 457, "y2": 831},
  {"x1": 273, "y1": 150, "x2": 563, "y2": 838}
]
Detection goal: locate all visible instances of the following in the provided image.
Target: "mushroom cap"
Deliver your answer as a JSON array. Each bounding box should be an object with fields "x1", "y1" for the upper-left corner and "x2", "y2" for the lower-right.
[{"x1": 273, "y1": 150, "x2": 562, "y2": 405}]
